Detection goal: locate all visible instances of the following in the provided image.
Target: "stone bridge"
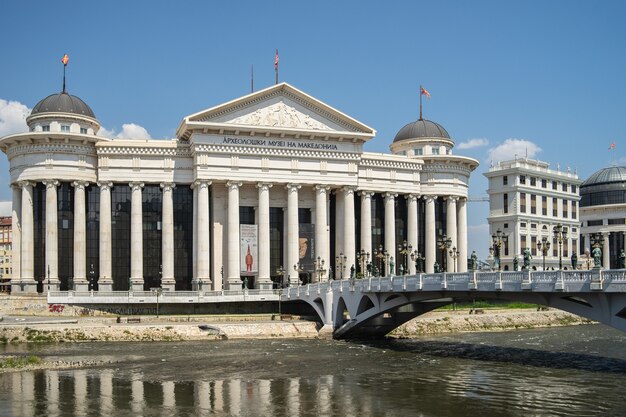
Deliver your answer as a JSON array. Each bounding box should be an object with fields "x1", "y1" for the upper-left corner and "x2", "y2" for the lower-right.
[{"x1": 284, "y1": 269, "x2": 626, "y2": 339}]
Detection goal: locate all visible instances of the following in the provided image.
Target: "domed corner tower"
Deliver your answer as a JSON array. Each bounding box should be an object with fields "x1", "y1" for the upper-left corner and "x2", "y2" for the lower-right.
[
  {"x1": 389, "y1": 118, "x2": 454, "y2": 158},
  {"x1": 26, "y1": 91, "x2": 101, "y2": 136}
]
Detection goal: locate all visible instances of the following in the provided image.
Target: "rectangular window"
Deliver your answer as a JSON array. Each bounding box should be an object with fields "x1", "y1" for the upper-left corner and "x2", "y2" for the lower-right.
[
  {"x1": 552, "y1": 181, "x2": 557, "y2": 190},
  {"x1": 562, "y1": 183, "x2": 567, "y2": 192},
  {"x1": 572, "y1": 201, "x2": 577, "y2": 219},
  {"x1": 563, "y1": 200, "x2": 568, "y2": 218},
  {"x1": 431, "y1": 147, "x2": 440, "y2": 155},
  {"x1": 521, "y1": 235, "x2": 527, "y2": 251},
  {"x1": 541, "y1": 179, "x2": 547, "y2": 188},
  {"x1": 552, "y1": 197, "x2": 558, "y2": 217},
  {"x1": 553, "y1": 237, "x2": 558, "y2": 257},
  {"x1": 80, "y1": 127, "x2": 88, "y2": 134},
  {"x1": 571, "y1": 185, "x2": 577, "y2": 193},
  {"x1": 520, "y1": 192, "x2": 526, "y2": 213},
  {"x1": 61, "y1": 125, "x2": 70, "y2": 132},
  {"x1": 542, "y1": 196, "x2": 547, "y2": 216},
  {"x1": 531, "y1": 223, "x2": 537, "y2": 229},
  {"x1": 503, "y1": 223, "x2": 509, "y2": 229},
  {"x1": 503, "y1": 193, "x2": 508, "y2": 214},
  {"x1": 587, "y1": 219, "x2": 602, "y2": 226},
  {"x1": 530, "y1": 194, "x2": 536, "y2": 214},
  {"x1": 564, "y1": 240, "x2": 569, "y2": 258},
  {"x1": 520, "y1": 175, "x2": 526, "y2": 184},
  {"x1": 503, "y1": 176, "x2": 508, "y2": 186},
  {"x1": 520, "y1": 222, "x2": 527, "y2": 228},
  {"x1": 530, "y1": 177, "x2": 536, "y2": 186},
  {"x1": 531, "y1": 236, "x2": 537, "y2": 256},
  {"x1": 608, "y1": 218, "x2": 625, "y2": 225},
  {"x1": 240, "y1": 206, "x2": 255, "y2": 225},
  {"x1": 42, "y1": 125, "x2": 50, "y2": 132},
  {"x1": 414, "y1": 148, "x2": 423, "y2": 156}
]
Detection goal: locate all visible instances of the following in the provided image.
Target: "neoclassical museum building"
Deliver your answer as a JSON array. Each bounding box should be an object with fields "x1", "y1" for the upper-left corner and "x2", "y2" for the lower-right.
[{"x1": 0, "y1": 82, "x2": 478, "y2": 293}]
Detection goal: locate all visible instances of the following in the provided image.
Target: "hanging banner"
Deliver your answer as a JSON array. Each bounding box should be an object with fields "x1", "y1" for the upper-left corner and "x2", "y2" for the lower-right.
[
  {"x1": 298, "y1": 223, "x2": 315, "y2": 273},
  {"x1": 240, "y1": 224, "x2": 258, "y2": 275}
]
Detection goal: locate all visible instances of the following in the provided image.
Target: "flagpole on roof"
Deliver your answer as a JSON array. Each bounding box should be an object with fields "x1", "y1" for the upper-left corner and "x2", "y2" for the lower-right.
[
  {"x1": 251, "y1": 64, "x2": 254, "y2": 93},
  {"x1": 419, "y1": 84, "x2": 423, "y2": 120},
  {"x1": 61, "y1": 54, "x2": 69, "y2": 93},
  {"x1": 275, "y1": 49, "x2": 279, "y2": 85}
]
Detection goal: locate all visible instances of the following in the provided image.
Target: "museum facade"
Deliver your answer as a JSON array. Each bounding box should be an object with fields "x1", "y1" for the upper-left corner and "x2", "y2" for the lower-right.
[{"x1": 0, "y1": 82, "x2": 478, "y2": 293}]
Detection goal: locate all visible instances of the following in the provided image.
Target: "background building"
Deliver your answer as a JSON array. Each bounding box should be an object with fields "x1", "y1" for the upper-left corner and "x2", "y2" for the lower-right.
[
  {"x1": 0, "y1": 81, "x2": 478, "y2": 293},
  {"x1": 485, "y1": 158, "x2": 581, "y2": 270},
  {"x1": 580, "y1": 166, "x2": 626, "y2": 269},
  {"x1": 0, "y1": 215, "x2": 11, "y2": 292}
]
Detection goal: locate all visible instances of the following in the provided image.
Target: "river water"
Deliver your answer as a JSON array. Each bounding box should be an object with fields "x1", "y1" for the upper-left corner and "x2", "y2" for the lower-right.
[{"x1": 1, "y1": 324, "x2": 626, "y2": 416}]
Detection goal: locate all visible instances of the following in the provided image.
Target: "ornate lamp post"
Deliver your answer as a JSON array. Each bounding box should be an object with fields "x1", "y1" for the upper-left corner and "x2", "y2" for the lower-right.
[
  {"x1": 89, "y1": 263, "x2": 95, "y2": 291},
  {"x1": 553, "y1": 223, "x2": 567, "y2": 270},
  {"x1": 314, "y1": 256, "x2": 326, "y2": 282},
  {"x1": 293, "y1": 263, "x2": 304, "y2": 285},
  {"x1": 397, "y1": 241, "x2": 412, "y2": 275},
  {"x1": 489, "y1": 229, "x2": 505, "y2": 271},
  {"x1": 536, "y1": 236, "x2": 551, "y2": 270},
  {"x1": 356, "y1": 249, "x2": 370, "y2": 277},
  {"x1": 375, "y1": 245, "x2": 386, "y2": 277},
  {"x1": 47, "y1": 264, "x2": 51, "y2": 293},
  {"x1": 449, "y1": 247, "x2": 460, "y2": 273},
  {"x1": 276, "y1": 265, "x2": 286, "y2": 287},
  {"x1": 437, "y1": 235, "x2": 452, "y2": 272},
  {"x1": 335, "y1": 253, "x2": 347, "y2": 280}
]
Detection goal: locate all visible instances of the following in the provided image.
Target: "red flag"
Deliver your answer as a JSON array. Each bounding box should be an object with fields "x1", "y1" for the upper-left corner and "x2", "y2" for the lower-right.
[
  {"x1": 420, "y1": 86, "x2": 431, "y2": 99},
  {"x1": 609, "y1": 141, "x2": 616, "y2": 150},
  {"x1": 274, "y1": 50, "x2": 279, "y2": 70},
  {"x1": 61, "y1": 54, "x2": 69, "y2": 66}
]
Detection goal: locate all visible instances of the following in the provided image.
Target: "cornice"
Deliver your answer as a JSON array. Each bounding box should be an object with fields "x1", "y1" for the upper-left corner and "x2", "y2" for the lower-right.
[
  {"x1": 360, "y1": 157, "x2": 422, "y2": 170},
  {"x1": 6, "y1": 143, "x2": 96, "y2": 158}
]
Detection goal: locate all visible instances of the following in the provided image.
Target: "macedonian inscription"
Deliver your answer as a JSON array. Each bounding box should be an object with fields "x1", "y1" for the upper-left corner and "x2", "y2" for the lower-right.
[{"x1": 222, "y1": 137, "x2": 338, "y2": 150}]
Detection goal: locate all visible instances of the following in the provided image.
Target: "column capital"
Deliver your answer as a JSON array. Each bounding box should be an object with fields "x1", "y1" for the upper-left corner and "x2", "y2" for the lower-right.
[
  {"x1": 42, "y1": 180, "x2": 60, "y2": 189},
  {"x1": 358, "y1": 190, "x2": 375, "y2": 198},
  {"x1": 17, "y1": 180, "x2": 34, "y2": 189},
  {"x1": 72, "y1": 180, "x2": 89, "y2": 190},
  {"x1": 160, "y1": 182, "x2": 176, "y2": 192},
  {"x1": 343, "y1": 186, "x2": 357, "y2": 196},
  {"x1": 384, "y1": 192, "x2": 397, "y2": 201},
  {"x1": 315, "y1": 184, "x2": 330, "y2": 193},
  {"x1": 285, "y1": 183, "x2": 301, "y2": 191},
  {"x1": 129, "y1": 182, "x2": 144, "y2": 191},
  {"x1": 257, "y1": 182, "x2": 274, "y2": 191},
  {"x1": 226, "y1": 181, "x2": 242, "y2": 190},
  {"x1": 193, "y1": 180, "x2": 212, "y2": 189},
  {"x1": 405, "y1": 193, "x2": 420, "y2": 202},
  {"x1": 424, "y1": 195, "x2": 438, "y2": 203},
  {"x1": 97, "y1": 181, "x2": 113, "y2": 191},
  {"x1": 445, "y1": 195, "x2": 460, "y2": 203}
]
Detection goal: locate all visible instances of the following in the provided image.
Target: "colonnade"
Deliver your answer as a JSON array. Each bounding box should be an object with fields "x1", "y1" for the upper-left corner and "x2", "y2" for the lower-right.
[{"x1": 10, "y1": 179, "x2": 468, "y2": 292}]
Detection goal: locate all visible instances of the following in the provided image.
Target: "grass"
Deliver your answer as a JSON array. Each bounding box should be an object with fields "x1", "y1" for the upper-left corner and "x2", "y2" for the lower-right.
[{"x1": 0, "y1": 355, "x2": 42, "y2": 369}]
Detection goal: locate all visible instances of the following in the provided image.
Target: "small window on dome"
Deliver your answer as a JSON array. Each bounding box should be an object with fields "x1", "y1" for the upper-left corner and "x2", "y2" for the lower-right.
[
  {"x1": 431, "y1": 147, "x2": 440, "y2": 155},
  {"x1": 80, "y1": 127, "x2": 87, "y2": 134},
  {"x1": 414, "y1": 148, "x2": 423, "y2": 156},
  {"x1": 61, "y1": 125, "x2": 70, "y2": 132},
  {"x1": 42, "y1": 125, "x2": 50, "y2": 132}
]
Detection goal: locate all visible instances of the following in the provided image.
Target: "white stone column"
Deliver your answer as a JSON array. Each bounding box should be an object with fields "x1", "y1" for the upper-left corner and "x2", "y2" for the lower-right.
[
  {"x1": 603, "y1": 232, "x2": 611, "y2": 269},
  {"x1": 11, "y1": 185, "x2": 21, "y2": 291},
  {"x1": 335, "y1": 190, "x2": 345, "y2": 262},
  {"x1": 286, "y1": 184, "x2": 300, "y2": 285},
  {"x1": 457, "y1": 197, "x2": 468, "y2": 272},
  {"x1": 384, "y1": 193, "x2": 396, "y2": 275},
  {"x1": 98, "y1": 182, "x2": 113, "y2": 291},
  {"x1": 161, "y1": 183, "x2": 176, "y2": 291},
  {"x1": 257, "y1": 183, "x2": 273, "y2": 289},
  {"x1": 226, "y1": 181, "x2": 242, "y2": 290},
  {"x1": 43, "y1": 180, "x2": 59, "y2": 290},
  {"x1": 407, "y1": 194, "x2": 418, "y2": 275},
  {"x1": 359, "y1": 191, "x2": 373, "y2": 260},
  {"x1": 196, "y1": 180, "x2": 212, "y2": 289},
  {"x1": 129, "y1": 182, "x2": 144, "y2": 290},
  {"x1": 73, "y1": 181, "x2": 88, "y2": 291},
  {"x1": 446, "y1": 197, "x2": 458, "y2": 272},
  {"x1": 425, "y1": 195, "x2": 437, "y2": 273},
  {"x1": 314, "y1": 185, "x2": 329, "y2": 282},
  {"x1": 343, "y1": 187, "x2": 356, "y2": 279},
  {"x1": 19, "y1": 181, "x2": 35, "y2": 292}
]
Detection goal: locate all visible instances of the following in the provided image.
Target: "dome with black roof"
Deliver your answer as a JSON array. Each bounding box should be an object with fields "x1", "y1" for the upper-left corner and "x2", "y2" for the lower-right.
[
  {"x1": 580, "y1": 166, "x2": 626, "y2": 207},
  {"x1": 31, "y1": 92, "x2": 96, "y2": 119},
  {"x1": 393, "y1": 119, "x2": 450, "y2": 143}
]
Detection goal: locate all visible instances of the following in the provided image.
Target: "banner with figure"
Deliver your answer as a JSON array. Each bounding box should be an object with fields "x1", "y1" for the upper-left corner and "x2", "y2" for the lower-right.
[
  {"x1": 298, "y1": 224, "x2": 315, "y2": 273},
  {"x1": 240, "y1": 225, "x2": 258, "y2": 275}
]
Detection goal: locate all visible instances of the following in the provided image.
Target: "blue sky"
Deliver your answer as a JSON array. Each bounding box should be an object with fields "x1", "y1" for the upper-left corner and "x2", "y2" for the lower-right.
[{"x1": 1, "y1": 0, "x2": 625, "y2": 259}]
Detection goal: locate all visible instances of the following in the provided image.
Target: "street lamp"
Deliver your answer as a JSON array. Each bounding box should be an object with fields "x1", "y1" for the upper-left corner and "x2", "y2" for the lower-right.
[
  {"x1": 89, "y1": 263, "x2": 95, "y2": 291},
  {"x1": 293, "y1": 263, "x2": 304, "y2": 285},
  {"x1": 356, "y1": 249, "x2": 370, "y2": 277},
  {"x1": 335, "y1": 253, "x2": 347, "y2": 280},
  {"x1": 489, "y1": 229, "x2": 506, "y2": 271},
  {"x1": 553, "y1": 224, "x2": 567, "y2": 270},
  {"x1": 438, "y1": 235, "x2": 452, "y2": 272},
  {"x1": 197, "y1": 280, "x2": 203, "y2": 303},
  {"x1": 276, "y1": 265, "x2": 286, "y2": 287},
  {"x1": 47, "y1": 264, "x2": 51, "y2": 293},
  {"x1": 536, "y1": 236, "x2": 551, "y2": 270},
  {"x1": 397, "y1": 241, "x2": 412, "y2": 275},
  {"x1": 314, "y1": 256, "x2": 326, "y2": 282},
  {"x1": 449, "y1": 247, "x2": 460, "y2": 272},
  {"x1": 410, "y1": 250, "x2": 424, "y2": 273},
  {"x1": 375, "y1": 245, "x2": 386, "y2": 277},
  {"x1": 151, "y1": 287, "x2": 163, "y2": 318}
]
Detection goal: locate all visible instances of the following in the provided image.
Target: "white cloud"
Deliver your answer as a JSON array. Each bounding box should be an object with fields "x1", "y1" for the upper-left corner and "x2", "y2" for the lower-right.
[
  {"x1": 457, "y1": 138, "x2": 488, "y2": 150},
  {"x1": 99, "y1": 123, "x2": 152, "y2": 140},
  {"x1": 0, "y1": 99, "x2": 30, "y2": 137},
  {"x1": 487, "y1": 138, "x2": 541, "y2": 163}
]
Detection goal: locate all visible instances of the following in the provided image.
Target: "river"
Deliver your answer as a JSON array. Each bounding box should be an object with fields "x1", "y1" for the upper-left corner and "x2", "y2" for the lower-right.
[{"x1": 1, "y1": 324, "x2": 625, "y2": 416}]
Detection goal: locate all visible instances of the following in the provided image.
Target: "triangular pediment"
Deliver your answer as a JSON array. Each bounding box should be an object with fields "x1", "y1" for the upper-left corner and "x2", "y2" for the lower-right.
[{"x1": 178, "y1": 83, "x2": 376, "y2": 141}]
